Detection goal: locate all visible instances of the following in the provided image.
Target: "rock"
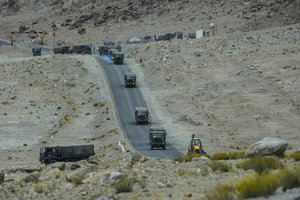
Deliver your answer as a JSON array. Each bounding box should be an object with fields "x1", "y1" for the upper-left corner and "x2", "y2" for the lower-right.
[
  {"x1": 71, "y1": 163, "x2": 81, "y2": 170},
  {"x1": 93, "y1": 195, "x2": 115, "y2": 200},
  {"x1": 130, "y1": 152, "x2": 142, "y2": 165},
  {"x1": 15, "y1": 166, "x2": 42, "y2": 173},
  {"x1": 184, "y1": 192, "x2": 192, "y2": 197},
  {"x1": 109, "y1": 171, "x2": 122, "y2": 180},
  {"x1": 51, "y1": 162, "x2": 66, "y2": 171},
  {"x1": 77, "y1": 28, "x2": 86, "y2": 35},
  {"x1": 246, "y1": 137, "x2": 288, "y2": 157},
  {"x1": 0, "y1": 172, "x2": 4, "y2": 184},
  {"x1": 23, "y1": 171, "x2": 41, "y2": 183}
]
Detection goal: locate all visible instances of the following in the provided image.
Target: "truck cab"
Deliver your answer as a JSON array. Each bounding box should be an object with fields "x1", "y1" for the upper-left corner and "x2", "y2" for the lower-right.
[
  {"x1": 112, "y1": 52, "x2": 124, "y2": 64},
  {"x1": 149, "y1": 127, "x2": 167, "y2": 150},
  {"x1": 124, "y1": 72, "x2": 136, "y2": 88},
  {"x1": 32, "y1": 47, "x2": 42, "y2": 56},
  {"x1": 135, "y1": 107, "x2": 149, "y2": 125}
]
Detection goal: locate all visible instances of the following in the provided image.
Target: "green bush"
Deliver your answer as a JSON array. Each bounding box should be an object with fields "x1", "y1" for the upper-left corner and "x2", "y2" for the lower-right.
[
  {"x1": 209, "y1": 161, "x2": 232, "y2": 173},
  {"x1": 236, "y1": 173, "x2": 280, "y2": 198},
  {"x1": 279, "y1": 166, "x2": 300, "y2": 191},
  {"x1": 205, "y1": 181, "x2": 238, "y2": 200},
  {"x1": 112, "y1": 175, "x2": 135, "y2": 193},
  {"x1": 228, "y1": 151, "x2": 246, "y2": 159},
  {"x1": 288, "y1": 152, "x2": 300, "y2": 161},
  {"x1": 210, "y1": 153, "x2": 229, "y2": 161},
  {"x1": 236, "y1": 156, "x2": 284, "y2": 174}
]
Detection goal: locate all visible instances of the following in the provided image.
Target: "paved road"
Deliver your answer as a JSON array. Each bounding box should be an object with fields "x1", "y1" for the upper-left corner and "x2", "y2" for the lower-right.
[{"x1": 94, "y1": 54, "x2": 184, "y2": 158}]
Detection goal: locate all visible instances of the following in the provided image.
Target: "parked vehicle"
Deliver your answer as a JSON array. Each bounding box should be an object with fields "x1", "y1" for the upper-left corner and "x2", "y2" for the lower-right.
[
  {"x1": 149, "y1": 127, "x2": 167, "y2": 150},
  {"x1": 124, "y1": 72, "x2": 136, "y2": 88},
  {"x1": 39, "y1": 145, "x2": 95, "y2": 164},
  {"x1": 135, "y1": 107, "x2": 149, "y2": 125}
]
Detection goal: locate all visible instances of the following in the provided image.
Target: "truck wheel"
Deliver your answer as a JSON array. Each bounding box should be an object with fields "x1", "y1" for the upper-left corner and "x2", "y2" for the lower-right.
[
  {"x1": 151, "y1": 145, "x2": 153, "y2": 150},
  {"x1": 50, "y1": 160, "x2": 56, "y2": 164},
  {"x1": 163, "y1": 145, "x2": 166, "y2": 150}
]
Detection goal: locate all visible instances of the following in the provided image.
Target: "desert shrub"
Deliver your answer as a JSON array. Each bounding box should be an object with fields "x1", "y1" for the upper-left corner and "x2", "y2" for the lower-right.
[
  {"x1": 274, "y1": 146, "x2": 286, "y2": 157},
  {"x1": 177, "y1": 168, "x2": 186, "y2": 176},
  {"x1": 200, "y1": 166, "x2": 209, "y2": 176},
  {"x1": 228, "y1": 151, "x2": 246, "y2": 159},
  {"x1": 236, "y1": 156, "x2": 284, "y2": 174},
  {"x1": 209, "y1": 161, "x2": 232, "y2": 173},
  {"x1": 112, "y1": 175, "x2": 135, "y2": 193},
  {"x1": 236, "y1": 173, "x2": 280, "y2": 198},
  {"x1": 33, "y1": 183, "x2": 44, "y2": 193},
  {"x1": 210, "y1": 153, "x2": 229, "y2": 161},
  {"x1": 279, "y1": 166, "x2": 300, "y2": 191},
  {"x1": 205, "y1": 181, "x2": 238, "y2": 200},
  {"x1": 173, "y1": 151, "x2": 208, "y2": 163},
  {"x1": 138, "y1": 177, "x2": 147, "y2": 189},
  {"x1": 288, "y1": 152, "x2": 300, "y2": 161},
  {"x1": 71, "y1": 172, "x2": 86, "y2": 186}
]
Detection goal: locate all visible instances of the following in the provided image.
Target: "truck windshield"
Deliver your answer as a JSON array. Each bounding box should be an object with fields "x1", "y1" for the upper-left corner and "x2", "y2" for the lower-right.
[{"x1": 137, "y1": 111, "x2": 147, "y2": 115}]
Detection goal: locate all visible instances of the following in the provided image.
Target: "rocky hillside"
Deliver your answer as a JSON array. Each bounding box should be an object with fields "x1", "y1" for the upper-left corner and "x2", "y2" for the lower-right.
[{"x1": 0, "y1": 0, "x2": 299, "y2": 45}]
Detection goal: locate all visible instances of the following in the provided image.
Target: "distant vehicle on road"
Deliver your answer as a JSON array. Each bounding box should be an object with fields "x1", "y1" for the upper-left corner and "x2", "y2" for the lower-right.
[
  {"x1": 149, "y1": 127, "x2": 167, "y2": 150},
  {"x1": 124, "y1": 72, "x2": 136, "y2": 88},
  {"x1": 112, "y1": 52, "x2": 124, "y2": 64},
  {"x1": 135, "y1": 107, "x2": 149, "y2": 125},
  {"x1": 39, "y1": 145, "x2": 95, "y2": 164},
  {"x1": 32, "y1": 47, "x2": 42, "y2": 56}
]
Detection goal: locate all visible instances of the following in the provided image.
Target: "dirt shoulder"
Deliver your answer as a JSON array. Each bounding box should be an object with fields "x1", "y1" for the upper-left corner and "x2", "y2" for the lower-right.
[{"x1": 0, "y1": 49, "x2": 129, "y2": 169}]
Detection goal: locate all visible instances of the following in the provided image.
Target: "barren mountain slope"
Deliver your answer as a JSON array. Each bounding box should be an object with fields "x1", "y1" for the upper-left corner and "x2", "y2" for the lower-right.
[{"x1": 0, "y1": 0, "x2": 299, "y2": 46}]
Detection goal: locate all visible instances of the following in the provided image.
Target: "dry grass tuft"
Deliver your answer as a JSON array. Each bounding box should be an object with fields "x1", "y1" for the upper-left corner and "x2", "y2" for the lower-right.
[
  {"x1": 236, "y1": 156, "x2": 284, "y2": 174},
  {"x1": 173, "y1": 151, "x2": 209, "y2": 163},
  {"x1": 228, "y1": 151, "x2": 246, "y2": 159},
  {"x1": 279, "y1": 166, "x2": 300, "y2": 191},
  {"x1": 209, "y1": 161, "x2": 232, "y2": 173},
  {"x1": 210, "y1": 153, "x2": 229, "y2": 161},
  {"x1": 112, "y1": 175, "x2": 135, "y2": 193},
  {"x1": 288, "y1": 152, "x2": 300, "y2": 161},
  {"x1": 236, "y1": 173, "x2": 280, "y2": 198}
]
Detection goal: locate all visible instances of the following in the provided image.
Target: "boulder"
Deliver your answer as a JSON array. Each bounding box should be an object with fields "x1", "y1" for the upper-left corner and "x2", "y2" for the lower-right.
[
  {"x1": 109, "y1": 171, "x2": 122, "y2": 180},
  {"x1": 51, "y1": 162, "x2": 66, "y2": 171},
  {"x1": 23, "y1": 171, "x2": 41, "y2": 183},
  {"x1": 246, "y1": 137, "x2": 288, "y2": 157}
]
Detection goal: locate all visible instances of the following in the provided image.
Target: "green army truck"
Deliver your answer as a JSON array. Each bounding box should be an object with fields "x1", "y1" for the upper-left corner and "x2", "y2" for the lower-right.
[
  {"x1": 39, "y1": 145, "x2": 94, "y2": 164},
  {"x1": 149, "y1": 127, "x2": 167, "y2": 150},
  {"x1": 135, "y1": 107, "x2": 149, "y2": 125}
]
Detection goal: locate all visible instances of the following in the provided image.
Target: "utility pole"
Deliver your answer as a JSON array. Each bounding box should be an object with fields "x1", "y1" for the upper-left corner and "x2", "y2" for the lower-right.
[{"x1": 51, "y1": 23, "x2": 58, "y2": 47}]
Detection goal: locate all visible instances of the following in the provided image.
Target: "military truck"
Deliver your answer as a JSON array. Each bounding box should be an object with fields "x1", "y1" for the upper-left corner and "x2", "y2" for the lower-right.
[
  {"x1": 98, "y1": 45, "x2": 106, "y2": 55},
  {"x1": 124, "y1": 72, "x2": 136, "y2": 88},
  {"x1": 149, "y1": 127, "x2": 167, "y2": 150},
  {"x1": 39, "y1": 145, "x2": 95, "y2": 164},
  {"x1": 113, "y1": 52, "x2": 124, "y2": 64},
  {"x1": 108, "y1": 48, "x2": 119, "y2": 58},
  {"x1": 32, "y1": 47, "x2": 42, "y2": 56},
  {"x1": 81, "y1": 45, "x2": 92, "y2": 54},
  {"x1": 135, "y1": 107, "x2": 149, "y2": 125}
]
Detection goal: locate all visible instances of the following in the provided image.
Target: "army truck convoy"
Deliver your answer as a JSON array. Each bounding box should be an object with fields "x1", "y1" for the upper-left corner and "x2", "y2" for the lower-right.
[
  {"x1": 98, "y1": 41, "x2": 124, "y2": 64},
  {"x1": 37, "y1": 41, "x2": 170, "y2": 164}
]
